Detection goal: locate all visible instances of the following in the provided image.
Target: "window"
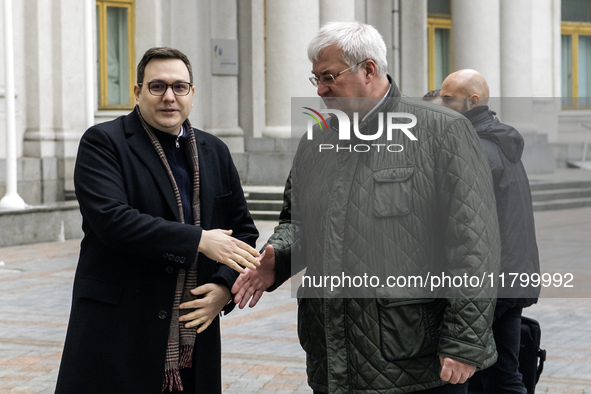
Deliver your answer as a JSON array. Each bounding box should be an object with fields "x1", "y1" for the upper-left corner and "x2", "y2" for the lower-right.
[
  {"x1": 427, "y1": 0, "x2": 452, "y2": 91},
  {"x1": 562, "y1": 0, "x2": 591, "y2": 108},
  {"x1": 96, "y1": 0, "x2": 135, "y2": 109}
]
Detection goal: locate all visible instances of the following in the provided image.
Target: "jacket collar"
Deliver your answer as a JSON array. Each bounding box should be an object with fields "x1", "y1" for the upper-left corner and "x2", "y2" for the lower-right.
[
  {"x1": 355, "y1": 75, "x2": 401, "y2": 133},
  {"x1": 328, "y1": 75, "x2": 401, "y2": 132},
  {"x1": 463, "y1": 105, "x2": 493, "y2": 132},
  {"x1": 463, "y1": 105, "x2": 524, "y2": 163},
  {"x1": 369, "y1": 74, "x2": 401, "y2": 116}
]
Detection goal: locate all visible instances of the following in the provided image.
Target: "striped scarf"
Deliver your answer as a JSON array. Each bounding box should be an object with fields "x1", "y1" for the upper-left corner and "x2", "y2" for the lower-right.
[{"x1": 136, "y1": 106, "x2": 201, "y2": 392}]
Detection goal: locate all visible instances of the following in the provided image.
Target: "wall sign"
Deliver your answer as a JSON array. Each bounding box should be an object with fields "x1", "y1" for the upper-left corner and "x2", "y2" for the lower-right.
[{"x1": 212, "y1": 39, "x2": 238, "y2": 75}]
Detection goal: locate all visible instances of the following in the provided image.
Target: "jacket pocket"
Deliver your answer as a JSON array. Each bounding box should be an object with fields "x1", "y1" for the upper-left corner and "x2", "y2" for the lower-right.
[
  {"x1": 214, "y1": 191, "x2": 232, "y2": 208},
  {"x1": 297, "y1": 296, "x2": 313, "y2": 354},
  {"x1": 75, "y1": 277, "x2": 123, "y2": 305},
  {"x1": 372, "y1": 166, "x2": 414, "y2": 217},
  {"x1": 297, "y1": 297, "x2": 325, "y2": 357},
  {"x1": 377, "y1": 298, "x2": 443, "y2": 361}
]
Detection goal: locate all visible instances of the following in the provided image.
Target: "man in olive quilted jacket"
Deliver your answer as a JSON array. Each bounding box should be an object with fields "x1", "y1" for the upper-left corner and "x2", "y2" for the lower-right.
[{"x1": 233, "y1": 22, "x2": 500, "y2": 394}]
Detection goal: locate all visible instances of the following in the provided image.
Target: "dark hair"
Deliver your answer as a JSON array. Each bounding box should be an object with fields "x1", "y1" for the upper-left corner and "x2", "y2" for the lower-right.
[
  {"x1": 423, "y1": 89, "x2": 441, "y2": 100},
  {"x1": 136, "y1": 47, "x2": 193, "y2": 84}
]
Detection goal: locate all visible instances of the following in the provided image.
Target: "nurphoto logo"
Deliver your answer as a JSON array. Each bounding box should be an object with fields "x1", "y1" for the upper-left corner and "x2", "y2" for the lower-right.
[{"x1": 302, "y1": 107, "x2": 418, "y2": 153}]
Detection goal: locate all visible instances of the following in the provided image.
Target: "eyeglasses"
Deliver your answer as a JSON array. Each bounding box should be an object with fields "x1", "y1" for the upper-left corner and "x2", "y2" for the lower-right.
[
  {"x1": 309, "y1": 59, "x2": 370, "y2": 87},
  {"x1": 138, "y1": 81, "x2": 193, "y2": 96}
]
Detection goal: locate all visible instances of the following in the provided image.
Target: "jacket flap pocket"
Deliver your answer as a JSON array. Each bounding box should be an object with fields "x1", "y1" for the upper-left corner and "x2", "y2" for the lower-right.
[
  {"x1": 372, "y1": 166, "x2": 415, "y2": 217},
  {"x1": 75, "y1": 277, "x2": 123, "y2": 305},
  {"x1": 377, "y1": 297, "x2": 442, "y2": 361},
  {"x1": 373, "y1": 166, "x2": 414, "y2": 183}
]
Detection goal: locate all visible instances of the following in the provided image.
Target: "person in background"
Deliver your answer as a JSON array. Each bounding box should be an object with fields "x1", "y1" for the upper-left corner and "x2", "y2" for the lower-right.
[
  {"x1": 56, "y1": 47, "x2": 259, "y2": 394},
  {"x1": 423, "y1": 88, "x2": 442, "y2": 104},
  {"x1": 440, "y1": 68, "x2": 540, "y2": 394},
  {"x1": 233, "y1": 22, "x2": 500, "y2": 394}
]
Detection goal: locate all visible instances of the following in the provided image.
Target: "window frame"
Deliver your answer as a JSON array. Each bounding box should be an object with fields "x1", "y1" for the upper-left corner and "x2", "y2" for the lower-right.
[
  {"x1": 96, "y1": 0, "x2": 136, "y2": 110},
  {"x1": 427, "y1": 16, "x2": 453, "y2": 92},
  {"x1": 562, "y1": 22, "x2": 591, "y2": 109}
]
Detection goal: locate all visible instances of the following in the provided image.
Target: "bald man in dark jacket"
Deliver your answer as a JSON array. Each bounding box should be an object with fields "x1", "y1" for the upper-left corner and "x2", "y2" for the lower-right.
[{"x1": 441, "y1": 69, "x2": 540, "y2": 394}]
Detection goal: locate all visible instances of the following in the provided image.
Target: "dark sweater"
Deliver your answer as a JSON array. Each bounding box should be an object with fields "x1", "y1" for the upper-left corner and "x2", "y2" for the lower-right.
[{"x1": 153, "y1": 128, "x2": 194, "y2": 225}]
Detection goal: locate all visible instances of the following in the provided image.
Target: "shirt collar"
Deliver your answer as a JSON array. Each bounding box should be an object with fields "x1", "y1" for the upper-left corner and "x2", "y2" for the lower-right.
[{"x1": 362, "y1": 82, "x2": 392, "y2": 122}]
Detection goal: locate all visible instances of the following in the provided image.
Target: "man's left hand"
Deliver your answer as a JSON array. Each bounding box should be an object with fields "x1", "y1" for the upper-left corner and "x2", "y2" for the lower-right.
[
  {"x1": 439, "y1": 356, "x2": 475, "y2": 384},
  {"x1": 179, "y1": 283, "x2": 231, "y2": 333}
]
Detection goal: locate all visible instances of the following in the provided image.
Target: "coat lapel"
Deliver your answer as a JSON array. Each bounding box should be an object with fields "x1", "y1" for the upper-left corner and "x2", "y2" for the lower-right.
[
  {"x1": 194, "y1": 130, "x2": 213, "y2": 230},
  {"x1": 124, "y1": 111, "x2": 180, "y2": 221}
]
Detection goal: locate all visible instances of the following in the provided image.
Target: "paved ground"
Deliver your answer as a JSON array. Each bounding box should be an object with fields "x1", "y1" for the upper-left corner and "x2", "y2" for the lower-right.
[{"x1": 1, "y1": 204, "x2": 591, "y2": 393}]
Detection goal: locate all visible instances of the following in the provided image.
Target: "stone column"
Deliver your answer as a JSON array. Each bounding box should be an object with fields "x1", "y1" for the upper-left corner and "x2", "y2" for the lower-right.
[
  {"x1": 366, "y1": 0, "x2": 395, "y2": 79},
  {"x1": 500, "y1": 0, "x2": 535, "y2": 133},
  {"x1": 22, "y1": 0, "x2": 57, "y2": 160},
  {"x1": 52, "y1": 0, "x2": 88, "y2": 201},
  {"x1": 135, "y1": 0, "x2": 169, "y2": 57},
  {"x1": 531, "y1": 0, "x2": 559, "y2": 97},
  {"x1": 21, "y1": 0, "x2": 81, "y2": 203},
  {"x1": 502, "y1": 0, "x2": 555, "y2": 173},
  {"x1": 399, "y1": 0, "x2": 427, "y2": 96},
  {"x1": 84, "y1": 0, "x2": 94, "y2": 129},
  {"x1": 501, "y1": 0, "x2": 533, "y2": 98},
  {"x1": 263, "y1": 0, "x2": 319, "y2": 138},
  {"x1": 451, "y1": 0, "x2": 501, "y2": 97},
  {"x1": 165, "y1": 0, "x2": 244, "y2": 152},
  {"x1": 0, "y1": 0, "x2": 26, "y2": 208},
  {"x1": 205, "y1": 0, "x2": 244, "y2": 152},
  {"x1": 238, "y1": 0, "x2": 266, "y2": 139},
  {"x1": 531, "y1": 0, "x2": 561, "y2": 143},
  {"x1": 319, "y1": 0, "x2": 356, "y2": 25}
]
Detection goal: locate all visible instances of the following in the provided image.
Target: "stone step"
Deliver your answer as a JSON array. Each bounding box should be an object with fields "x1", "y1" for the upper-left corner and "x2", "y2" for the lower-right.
[
  {"x1": 0, "y1": 201, "x2": 83, "y2": 247},
  {"x1": 243, "y1": 186, "x2": 284, "y2": 221},
  {"x1": 529, "y1": 179, "x2": 591, "y2": 191},
  {"x1": 64, "y1": 190, "x2": 77, "y2": 201},
  {"x1": 243, "y1": 186, "x2": 284, "y2": 201},
  {"x1": 243, "y1": 176, "x2": 591, "y2": 218},
  {"x1": 249, "y1": 210, "x2": 281, "y2": 221},
  {"x1": 247, "y1": 199, "x2": 284, "y2": 212},
  {"x1": 532, "y1": 197, "x2": 591, "y2": 211},
  {"x1": 531, "y1": 187, "x2": 591, "y2": 202}
]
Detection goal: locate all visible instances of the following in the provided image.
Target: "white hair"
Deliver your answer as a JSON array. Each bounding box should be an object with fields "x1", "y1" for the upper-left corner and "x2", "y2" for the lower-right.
[{"x1": 307, "y1": 21, "x2": 388, "y2": 77}]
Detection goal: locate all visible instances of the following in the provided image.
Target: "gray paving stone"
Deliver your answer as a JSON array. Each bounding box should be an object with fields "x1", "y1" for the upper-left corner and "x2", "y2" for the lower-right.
[{"x1": 0, "y1": 207, "x2": 590, "y2": 393}]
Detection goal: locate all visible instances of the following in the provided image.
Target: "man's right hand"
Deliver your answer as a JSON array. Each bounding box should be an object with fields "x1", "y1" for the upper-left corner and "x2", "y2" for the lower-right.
[
  {"x1": 439, "y1": 356, "x2": 476, "y2": 384},
  {"x1": 232, "y1": 244, "x2": 276, "y2": 308},
  {"x1": 198, "y1": 229, "x2": 260, "y2": 273}
]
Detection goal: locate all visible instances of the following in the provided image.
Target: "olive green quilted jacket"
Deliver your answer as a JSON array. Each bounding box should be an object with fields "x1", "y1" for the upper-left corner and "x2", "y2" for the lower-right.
[{"x1": 267, "y1": 82, "x2": 500, "y2": 393}]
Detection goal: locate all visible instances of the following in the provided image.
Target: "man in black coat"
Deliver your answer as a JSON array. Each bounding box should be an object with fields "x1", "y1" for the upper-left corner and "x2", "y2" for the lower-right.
[
  {"x1": 55, "y1": 47, "x2": 259, "y2": 393},
  {"x1": 440, "y1": 69, "x2": 540, "y2": 394}
]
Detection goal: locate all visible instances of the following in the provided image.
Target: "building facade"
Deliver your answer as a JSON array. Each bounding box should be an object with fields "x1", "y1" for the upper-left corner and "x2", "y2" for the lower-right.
[{"x1": 0, "y1": 0, "x2": 589, "y2": 205}]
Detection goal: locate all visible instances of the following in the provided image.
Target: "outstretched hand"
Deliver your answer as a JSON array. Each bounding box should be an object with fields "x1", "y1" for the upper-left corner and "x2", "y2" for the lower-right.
[
  {"x1": 232, "y1": 244, "x2": 276, "y2": 308},
  {"x1": 198, "y1": 229, "x2": 260, "y2": 273},
  {"x1": 439, "y1": 356, "x2": 475, "y2": 384}
]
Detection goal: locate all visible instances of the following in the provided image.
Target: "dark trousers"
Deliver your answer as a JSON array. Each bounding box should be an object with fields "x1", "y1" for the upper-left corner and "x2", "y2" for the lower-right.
[
  {"x1": 469, "y1": 303, "x2": 527, "y2": 394},
  {"x1": 412, "y1": 382, "x2": 469, "y2": 394},
  {"x1": 314, "y1": 382, "x2": 468, "y2": 394}
]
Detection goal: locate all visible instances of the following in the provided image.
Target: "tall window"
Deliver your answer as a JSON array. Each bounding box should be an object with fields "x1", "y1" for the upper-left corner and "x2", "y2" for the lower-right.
[
  {"x1": 562, "y1": 0, "x2": 591, "y2": 108},
  {"x1": 427, "y1": 0, "x2": 452, "y2": 91},
  {"x1": 96, "y1": 0, "x2": 135, "y2": 110}
]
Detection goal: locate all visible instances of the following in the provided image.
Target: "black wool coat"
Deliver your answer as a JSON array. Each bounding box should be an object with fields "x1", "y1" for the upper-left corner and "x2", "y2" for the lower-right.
[{"x1": 55, "y1": 110, "x2": 258, "y2": 393}]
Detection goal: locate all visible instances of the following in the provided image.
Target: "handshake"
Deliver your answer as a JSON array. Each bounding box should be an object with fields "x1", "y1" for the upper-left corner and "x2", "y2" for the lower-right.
[{"x1": 198, "y1": 229, "x2": 274, "y2": 308}]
